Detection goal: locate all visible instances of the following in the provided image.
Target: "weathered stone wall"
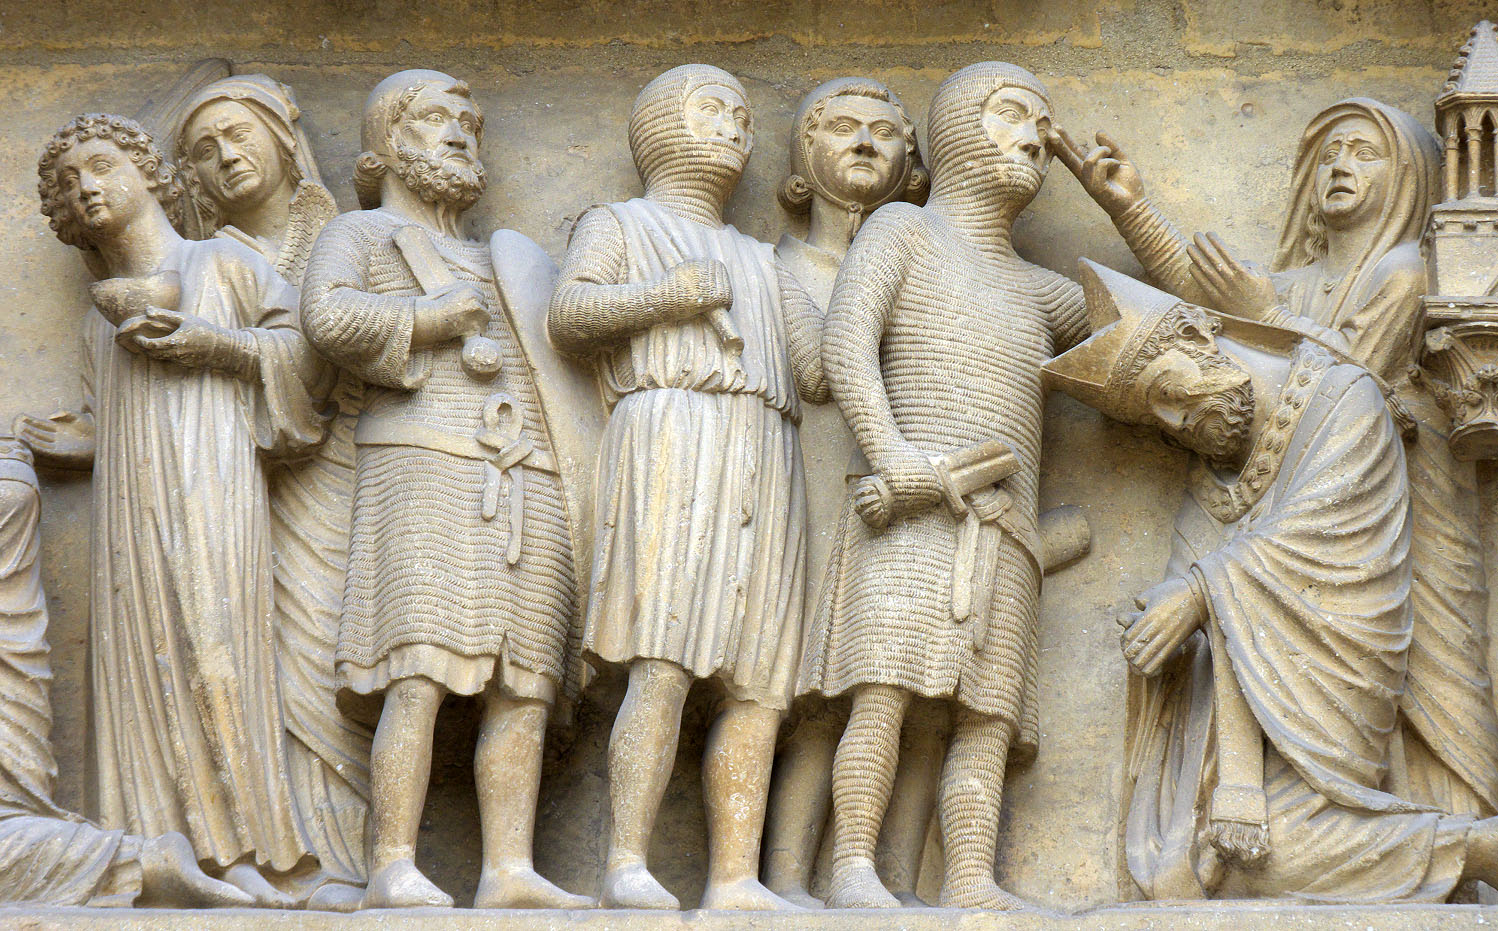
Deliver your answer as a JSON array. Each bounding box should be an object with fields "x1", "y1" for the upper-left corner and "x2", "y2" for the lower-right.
[{"x1": 0, "y1": 0, "x2": 1487, "y2": 912}]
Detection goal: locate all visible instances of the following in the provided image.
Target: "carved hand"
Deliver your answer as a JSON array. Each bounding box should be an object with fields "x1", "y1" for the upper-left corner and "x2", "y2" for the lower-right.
[
  {"x1": 119, "y1": 308, "x2": 236, "y2": 370},
  {"x1": 12, "y1": 409, "x2": 95, "y2": 470},
  {"x1": 1119, "y1": 575, "x2": 1206, "y2": 677},
  {"x1": 1187, "y1": 233, "x2": 1279, "y2": 321},
  {"x1": 858, "y1": 442, "x2": 942, "y2": 527},
  {"x1": 664, "y1": 258, "x2": 733, "y2": 320},
  {"x1": 412, "y1": 280, "x2": 491, "y2": 348},
  {"x1": 1048, "y1": 127, "x2": 1146, "y2": 219}
]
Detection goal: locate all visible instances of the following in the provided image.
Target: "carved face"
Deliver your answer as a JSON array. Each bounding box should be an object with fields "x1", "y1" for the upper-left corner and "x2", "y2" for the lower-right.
[
  {"x1": 981, "y1": 87, "x2": 1051, "y2": 174},
  {"x1": 806, "y1": 95, "x2": 909, "y2": 207},
  {"x1": 393, "y1": 85, "x2": 482, "y2": 171},
  {"x1": 53, "y1": 137, "x2": 153, "y2": 243},
  {"x1": 1315, "y1": 114, "x2": 1390, "y2": 229},
  {"x1": 684, "y1": 82, "x2": 752, "y2": 167},
  {"x1": 182, "y1": 100, "x2": 289, "y2": 212},
  {"x1": 1140, "y1": 317, "x2": 1255, "y2": 465}
]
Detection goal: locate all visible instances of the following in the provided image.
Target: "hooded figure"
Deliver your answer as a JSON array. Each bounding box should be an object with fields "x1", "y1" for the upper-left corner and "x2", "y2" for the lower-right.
[
  {"x1": 174, "y1": 74, "x2": 372, "y2": 894},
  {"x1": 1061, "y1": 96, "x2": 1498, "y2": 824},
  {"x1": 795, "y1": 62, "x2": 1090, "y2": 909},
  {"x1": 549, "y1": 63, "x2": 827, "y2": 911},
  {"x1": 1044, "y1": 261, "x2": 1498, "y2": 903}
]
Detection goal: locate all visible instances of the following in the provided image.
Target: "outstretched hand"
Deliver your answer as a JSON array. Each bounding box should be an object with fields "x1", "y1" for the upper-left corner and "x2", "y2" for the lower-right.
[
  {"x1": 12, "y1": 409, "x2": 95, "y2": 469},
  {"x1": 117, "y1": 308, "x2": 232, "y2": 370},
  {"x1": 1047, "y1": 126, "x2": 1146, "y2": 219},
  {"x1": 1186, "y1": 232, "x2": 1279, "y2": 322}
]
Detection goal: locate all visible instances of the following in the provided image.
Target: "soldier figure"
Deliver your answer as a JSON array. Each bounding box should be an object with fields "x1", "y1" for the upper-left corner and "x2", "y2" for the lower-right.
[
  {"x1": 301, "y1": 70, "x2": 590, "y2": 911},
  {"x1": 797, "y1": 63, "x2": 1089, "y2": 909}
]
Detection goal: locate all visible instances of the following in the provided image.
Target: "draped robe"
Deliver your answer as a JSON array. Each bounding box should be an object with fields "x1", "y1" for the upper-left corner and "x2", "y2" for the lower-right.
[
  {"x1": 1126, "y1": 343, "x2": 1472, "y2": 903},
  {"x1": 0, "y1": 445, "x2": 141, "y2": 906},
  {"x1": 86, "y1": 236, "x2": 324, "y2": 871}
]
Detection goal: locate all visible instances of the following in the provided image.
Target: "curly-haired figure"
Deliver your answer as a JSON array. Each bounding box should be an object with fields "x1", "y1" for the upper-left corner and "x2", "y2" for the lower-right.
[{"x1": 16, "y1": 114, "x2": 327, "y2": 906}]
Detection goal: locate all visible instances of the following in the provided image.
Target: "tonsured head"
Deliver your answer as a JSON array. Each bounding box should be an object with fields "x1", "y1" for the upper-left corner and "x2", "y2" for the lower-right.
[{"x1": 780, "y1": 76, "x2": 926, "y2": 216}]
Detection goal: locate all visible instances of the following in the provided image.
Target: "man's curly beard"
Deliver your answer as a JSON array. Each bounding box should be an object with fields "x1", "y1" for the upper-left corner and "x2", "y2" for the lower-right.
[
  {"x1": 394, "y1": 144, "x2": 487, "y2": 210},
  {"x1": 1179, "y1": 372, "x2": 1255, "y2": 466}
]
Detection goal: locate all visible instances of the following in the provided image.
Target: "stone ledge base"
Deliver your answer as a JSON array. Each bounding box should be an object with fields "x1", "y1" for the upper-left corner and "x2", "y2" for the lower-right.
[{"x1": 0, "y1": 904, "x2": 1493, "y2": 930}]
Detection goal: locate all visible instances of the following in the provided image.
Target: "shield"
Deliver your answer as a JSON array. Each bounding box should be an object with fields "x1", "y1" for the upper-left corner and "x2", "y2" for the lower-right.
[{"x1": 489, "y1": 229, "x2": 608, "y2": 714}]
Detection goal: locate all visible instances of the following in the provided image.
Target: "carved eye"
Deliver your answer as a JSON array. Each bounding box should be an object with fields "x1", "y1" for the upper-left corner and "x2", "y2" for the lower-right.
[
  {"x1": 873, "y1": 124, "x2": 896, "y2": 140},
  {"x1": 832, "y1": 121, "x2": 856, "y2": 135},
  {"x1": 699, "y1": 102, "x2": 720, "y2": 117},
  {"x1": 998, "y1": 107, "x2": 1024, "y2": 124},
  {"x1": 1355, "y1": 145, "x2": 1380, "y2": 161},
  {"x1": 425, "y1": 113, "x2": 446, "y2": 126},
  {"x1": 231, "y1": 126, "x2": 252, "y2": 142},
  {"x1": 1320, "y1": 143, "x2": 1340, "y2": 164},
  {"x1": 460, "y1": 119, "x2": 477, "y2": 134}
]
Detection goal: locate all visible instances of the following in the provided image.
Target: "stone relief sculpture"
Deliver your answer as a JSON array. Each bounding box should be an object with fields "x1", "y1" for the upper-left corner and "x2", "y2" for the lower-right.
[
  {"x1": 15, "y1": 113, "x2": 330, "y2": 907},
  {"x1": 762, "y1": 75, "x2": 937, "y2": 910},
  {"x1": 174, "y1": 73, "x2": 371, "y2": 908},
  {"x1": 795, "y1": 62, "x2": 1091, "y2": 910},
  {"x1": 300, "y1": 69, "x2": 591, "y2": 911},
  {"x1": 1052, "y1": 94, "x2": 1498, "y2": 837},
  {"x1": 0, "y1": 435, "x2": 255, "y2": 909},
  {"x1": 1044, "y1": 259, "x2": 1498, "y2": 902},
  {"x1": 548, "y1": 63, "x2": 826, "y2": 911},
  {"x1": 1420, "y1": 21, "x2": 1498, "y2": 459}
]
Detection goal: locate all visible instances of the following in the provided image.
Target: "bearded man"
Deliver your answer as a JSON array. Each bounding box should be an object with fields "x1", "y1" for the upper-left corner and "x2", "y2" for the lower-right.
[
  {"x1": 549, "y1": 64, "x2": 826, "y2": 911},
  {"x1": 763, "y1": 75, "x2": 936, "y2": 909},
  {"x1": 15, "y1": 113, "x2": 327, "y2": 906},
  {"x1": 301, "y1": 70, "x2": 590, "y2": 911},
  {"x1": 795, "y1": 62, "x2": 1089, "y2": 910},
  {"x1": 175, "y1": 73, "x2": 370, "y2": 905},
  {"x1": 1053, "y1": 99, "x2": 1498, "y2": 827},
  {"x1": 1045, "y1": 259, "x2": 1498, "y2": 902}
]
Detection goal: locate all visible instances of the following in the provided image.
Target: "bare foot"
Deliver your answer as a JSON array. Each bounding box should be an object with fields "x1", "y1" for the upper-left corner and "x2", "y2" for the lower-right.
[
  {"x1": 894, "y1": 891, "x2": 930, "y2": 907},
  {"x1": 826, "y1": 857, "x2": 899, "y2": 908},
  {"x1": 306, "y1": 881, "x2": 365, "y2": 912},
  {"x1": 363, "y1": 859, "x2": 454, "y2": 909},
  {"x1": 770, "y1": 885, "x2": 825, "y2": 909},
  {"x1": 220, "y1": 862, "x2": 297, "y2": 909},
  {"x1": 600, "y1": 861, "x2": 679, "y2": 909},
  {"x1": 137, "y1": 833, "x2": 255, "y2": 909},
  {"x1": 939, "y1": 879, "x2": 1027, "y2": 910},
  {"x1": 699, "y1": 877, "x2": 801, "y2": 911},
  {"x1": 474, "y1": 865, "x2": 595, "y2": 909}
]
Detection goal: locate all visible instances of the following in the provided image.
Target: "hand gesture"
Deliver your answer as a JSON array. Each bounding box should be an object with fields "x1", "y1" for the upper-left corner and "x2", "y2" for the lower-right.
[
  {"x1": 1047, "y1": 126, "x2": 1146, "y2": 219},
  {"x1": 117, "y1": 308, "x2": 232, "y2": 370},
  {"x1": 1119, "y1": 576, "x2": 1206, "y2": 677},
  {"x1": 412, "y1": 280, "x2": 491, "y2": 348},
  {"x1": 667, "y1": 259, "x2": 733, "y2": 320},
  {"x1": 1187, "y1": 233, "x2": 1279, "y2": 322},
  {"x1": 12, "y1": 409, "x2": 95, "y2": 469}
]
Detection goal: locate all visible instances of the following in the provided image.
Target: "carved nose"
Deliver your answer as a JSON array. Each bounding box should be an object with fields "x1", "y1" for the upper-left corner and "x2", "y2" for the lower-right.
[{"x1": 853, "y1": 126, "x2": 876, "y2": 153}]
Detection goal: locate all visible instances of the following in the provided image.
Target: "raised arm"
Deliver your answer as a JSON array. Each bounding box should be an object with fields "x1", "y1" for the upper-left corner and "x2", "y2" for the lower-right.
[
  {"x1": 824, "y1": 205, "x2": 941, "y2": 521},
  {"x1": 776, "y1": 257, "x2": 828, "y2": 404},
  {"x1": 1049, "y1": 127, "x2": 1210, "y2": 307},
  {"x1": 547, "y1": 206, "x2": 732, "y2": 355}
]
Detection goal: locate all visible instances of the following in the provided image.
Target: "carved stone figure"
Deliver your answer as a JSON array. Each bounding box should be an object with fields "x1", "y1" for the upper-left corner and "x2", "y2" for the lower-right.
[
  {"x1": 549, "y1": 63, "x2": 826, "y2": 911},
  {"x1": 1045, "y1": 259, "x2": 1498, "y2": 902},
  {"x1": 0, "y1": 435, "x2": 254, "y2": 909},
  {"x1": 763, "y1": 76, "x2": 938, "y2": 909},
  {"x1": 174, "y1": 73, "x2": 371, "y2": 905},
  {"x1": 300, "y1": 70, "x2": 591, "y2": 911},
  {"x1": 15, "y1": 113, "x2": 327, "y2": 907},
  {"x1": 795, "y1": 62, "x2": 1090, "y2": 910},
  {"x1": 1053, "y1": 97, "x2": 1498, "y2": 829}
]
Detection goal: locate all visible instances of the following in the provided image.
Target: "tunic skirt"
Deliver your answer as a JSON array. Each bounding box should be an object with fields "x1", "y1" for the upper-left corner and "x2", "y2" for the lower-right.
[{"x1": 583, "y1": 388, "x2": 806, "y2": 710}]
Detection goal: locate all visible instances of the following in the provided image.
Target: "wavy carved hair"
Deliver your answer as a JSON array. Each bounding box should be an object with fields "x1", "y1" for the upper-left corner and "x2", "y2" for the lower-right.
[{"x1": 38, "y1": 113, "x2": 184, "y2": 248}]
